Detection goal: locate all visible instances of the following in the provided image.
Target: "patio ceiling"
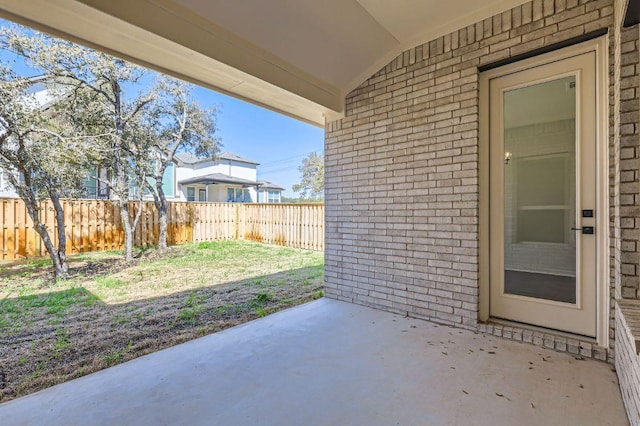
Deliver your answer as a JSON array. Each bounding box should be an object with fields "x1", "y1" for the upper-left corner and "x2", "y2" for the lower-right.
[{"x1": 0, "y1": 0, "x2": 528, "y2": 126}]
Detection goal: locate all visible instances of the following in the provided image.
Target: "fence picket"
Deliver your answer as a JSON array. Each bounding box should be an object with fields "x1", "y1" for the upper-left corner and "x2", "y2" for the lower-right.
[{"x1": 0, "y1": 198, "x2": 324, "y2": 259}]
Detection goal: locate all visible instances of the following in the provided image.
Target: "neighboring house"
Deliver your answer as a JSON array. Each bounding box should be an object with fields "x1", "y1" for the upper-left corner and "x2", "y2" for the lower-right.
[
  {"x1": 0, "y1": 75, "x2": 73, "y2": 199},
  {"x1": 0, "y1": 77, "x2": 284, "y2": 203},
  {"x1": 0, "y1": 167, "x2": 18, "y2": 198},
  {"x1": 173, "y1": 152, "x2": 283, "y2": 203},
  {"x1": 1, "y1": 149, "x2": 285, "y2": 204}
]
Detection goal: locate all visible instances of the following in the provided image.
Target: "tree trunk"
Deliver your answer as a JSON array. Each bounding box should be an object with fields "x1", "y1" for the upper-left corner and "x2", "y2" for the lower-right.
[
  {"x1": 150, "y1": 180, "x2": 169, "y2": 251},
  {"x1": 158, "y1": 204, "x2": 168, "y2": 250},
  {"x1": 157, "y1": 192, "x2": 169, "y2": 250},
  {"x1": 49, "y1": 193, "x2": 69, "y2": 277},
  {"x1": 23, "y1": 197, "x2": 68, "y2": 279},
  {"x1": 121, "y1": 202, "x2": 134, "y2": 262}
]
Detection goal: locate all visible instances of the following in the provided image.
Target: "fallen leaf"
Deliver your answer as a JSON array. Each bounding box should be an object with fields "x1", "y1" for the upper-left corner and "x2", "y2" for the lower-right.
[
  {"x1": 442, "y1": 352, "x2": 448, "y2": 356},
  {"x1": 496, "y1": 393, "x2": 504, "y2": 398}
]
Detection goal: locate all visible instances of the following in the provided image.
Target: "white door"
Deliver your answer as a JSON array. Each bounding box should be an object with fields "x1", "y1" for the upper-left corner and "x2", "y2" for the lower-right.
[{"x1": 487, "y1": 50, "x2": 597, "y2": 337}]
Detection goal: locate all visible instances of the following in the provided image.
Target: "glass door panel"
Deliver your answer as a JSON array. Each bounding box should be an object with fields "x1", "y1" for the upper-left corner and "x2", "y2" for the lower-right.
[{"x1": 502, "y1": 76, "x2": 577, "y2": 304}]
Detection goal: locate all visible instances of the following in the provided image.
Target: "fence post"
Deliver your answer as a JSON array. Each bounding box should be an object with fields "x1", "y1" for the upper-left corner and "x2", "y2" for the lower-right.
[{"x1": 234, "y1": 204, "x2": 239, "y2": 240}]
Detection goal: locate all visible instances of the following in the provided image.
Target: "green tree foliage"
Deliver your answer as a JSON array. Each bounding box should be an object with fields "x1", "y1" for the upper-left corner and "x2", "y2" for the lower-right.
[
  {"x1": 0, "y1": 69, "x2": 88, "y2": 279},
  {"x1": 0, "y1": 26, "x2": 221, "y2": 260},
  {"x1": 280, "y1": 196, "x2": 323, "y2": 204},
  {"x1": 1, "y1": 27, "x2": 157, "y2": 261},
  {"x1": 141, "y1": 77, "x2": 221, "y2": 249},
  {"x1": 292, "y1": 152, "x2": 324, "y2": 199}
]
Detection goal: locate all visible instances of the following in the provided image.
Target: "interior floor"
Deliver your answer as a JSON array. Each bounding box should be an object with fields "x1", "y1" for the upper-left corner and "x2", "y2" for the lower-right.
[{"x1": 504, "y1": 270, "x2": 576, "y2": 303}]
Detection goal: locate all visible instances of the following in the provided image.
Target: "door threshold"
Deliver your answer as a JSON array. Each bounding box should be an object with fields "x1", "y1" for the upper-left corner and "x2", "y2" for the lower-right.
[
  {"x1": 488, "y1": 317, "x2": 597, "y2": 343},
  {"x1": 481, "y1": 318, "x2": 607, "y2": 361}
]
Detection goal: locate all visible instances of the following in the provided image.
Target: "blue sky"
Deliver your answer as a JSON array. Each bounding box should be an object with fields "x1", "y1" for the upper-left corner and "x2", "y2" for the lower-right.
[{"x1": 0, "y1": 20, "x2": 324, "y2": 198}]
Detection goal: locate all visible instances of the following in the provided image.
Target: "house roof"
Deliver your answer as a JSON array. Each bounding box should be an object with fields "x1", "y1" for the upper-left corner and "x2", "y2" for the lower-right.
[
  {"x1": 257, "y1": 180, "x2": 284, "y2": 191},
  {"x1": 178, "y1": 173, "x2": 259, "y2": 187},
  {"x1": 0, "y1": 0, "x2": 527, "y2": 125},
  {"x1": 218, "y1": 152, "x2": 260, "y2": 165},
  {"x1": 174, "y1": 152, "x2": 203, "y2": 165},
  {"x1": 179, "y1": 174, "x2": 285, "y2": 191},
  {"x1": 174, "y1": 152, "x2": 259, "y2": 166}
]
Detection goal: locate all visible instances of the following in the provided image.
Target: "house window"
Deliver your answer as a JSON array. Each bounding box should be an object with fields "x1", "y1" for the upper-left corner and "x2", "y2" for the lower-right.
[
  {"x1": 187, "y1": 187, "x2": 196, "y2": 202},
  {"x1": 227, "y1": 188, "x2": 251, "y2": 202},
  {"x1": 162, "y1": 163, "x2": 175, "y2": 197},
  {"x1": 268, "y1": 190, "x2": 280, "y2": 203},
  {"x1": 198, "y1": 189, "x2": 207, "y2": 202},
  {"x1": 82, "y1": 167, "x2": 98, "y2": 198}
]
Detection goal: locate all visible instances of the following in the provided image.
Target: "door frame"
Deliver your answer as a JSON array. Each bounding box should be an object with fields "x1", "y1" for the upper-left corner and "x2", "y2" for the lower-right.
[{"x1": 478, "y1": 36, "x2": 609, "y2": 347}]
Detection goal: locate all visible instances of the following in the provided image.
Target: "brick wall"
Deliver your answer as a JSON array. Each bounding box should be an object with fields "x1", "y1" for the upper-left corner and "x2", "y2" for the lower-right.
[
  {"x1": 325, "y1": 0, "x2": 625, "y2": 340},
  {"x1": 617, "y1": 22, "x2": 640, "y2": 300}
]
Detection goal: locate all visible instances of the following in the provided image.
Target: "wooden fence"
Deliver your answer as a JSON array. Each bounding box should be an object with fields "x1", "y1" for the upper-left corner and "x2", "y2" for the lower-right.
[{"x1": 0, "y1": 198, "x2": 324, "y2": 260}]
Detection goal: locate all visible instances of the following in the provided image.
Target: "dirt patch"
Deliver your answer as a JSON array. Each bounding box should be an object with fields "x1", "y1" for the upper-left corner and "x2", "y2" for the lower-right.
[{"x1": 0, "y1": 241, "x2": 323, "y2": 402}]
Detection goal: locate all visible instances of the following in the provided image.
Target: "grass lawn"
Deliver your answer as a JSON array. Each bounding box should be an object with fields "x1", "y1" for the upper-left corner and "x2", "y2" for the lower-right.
[{"x1": 0, "y1": 240, "x2": 324, "y2": 402}]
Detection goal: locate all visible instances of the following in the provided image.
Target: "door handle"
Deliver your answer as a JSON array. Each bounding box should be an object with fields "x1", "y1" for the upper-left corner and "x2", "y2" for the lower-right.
[{"x1": 571, "y1": 226, "x2": 594, "y2": 234}]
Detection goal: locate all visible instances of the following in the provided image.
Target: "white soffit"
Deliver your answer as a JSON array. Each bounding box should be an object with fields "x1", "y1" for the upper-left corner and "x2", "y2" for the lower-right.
[
  {"x1": 0, "y1": 0, "x2": 529, "y2": 126},
  {"x1": 178, "y1": 0, "x2": 399, "y2": 90}
]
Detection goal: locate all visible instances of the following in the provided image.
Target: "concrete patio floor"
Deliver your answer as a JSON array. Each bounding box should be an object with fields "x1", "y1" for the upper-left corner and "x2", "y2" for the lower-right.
[{"x1": 0, "y1": 298, "x2": 628, "y2": 425}]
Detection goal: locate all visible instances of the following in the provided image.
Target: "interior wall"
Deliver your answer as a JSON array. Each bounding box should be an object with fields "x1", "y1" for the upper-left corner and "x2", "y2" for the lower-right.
[{"x1": 504, "y1": 119, "x2": 576, "y2": 276}]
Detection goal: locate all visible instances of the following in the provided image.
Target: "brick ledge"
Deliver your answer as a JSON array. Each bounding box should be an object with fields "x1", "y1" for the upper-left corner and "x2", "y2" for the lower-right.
[{"x1": 617, "y1": 299, "x2": 640, "y2": 355}]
